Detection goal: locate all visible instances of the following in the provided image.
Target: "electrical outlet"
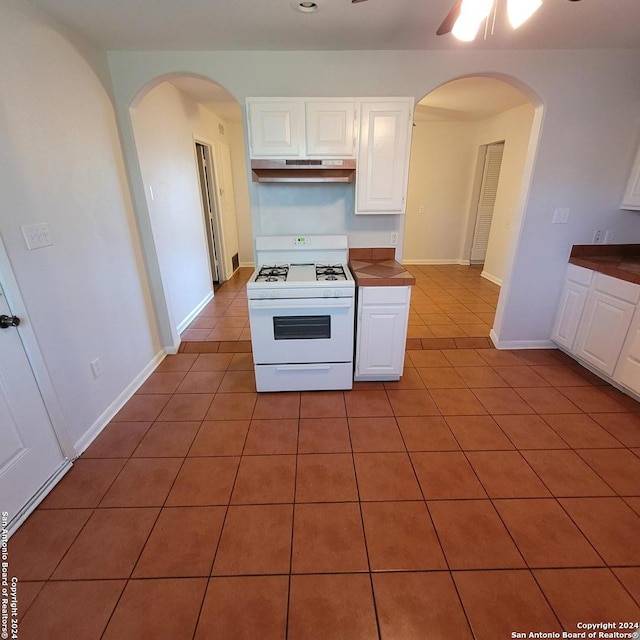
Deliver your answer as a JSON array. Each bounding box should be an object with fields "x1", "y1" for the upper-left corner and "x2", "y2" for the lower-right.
[
  {"x1": 417, "y1": 205, "x2": 425, "y2": 214},
  {"x1": 90, "y1": 358, "x2": 103, "y2": 379},
  {"x1": 390, "y1": 232, "x2": 399, "y2": 246},
  {"x1": 593, "y1": 229, "x2": 605, "y2": 244}
]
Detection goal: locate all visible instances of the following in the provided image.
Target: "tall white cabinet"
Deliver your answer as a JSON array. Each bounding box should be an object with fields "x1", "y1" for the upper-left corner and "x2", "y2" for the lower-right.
[
  {"x1": 355, "y1": 286, "x2": 411, "y2": 381},
  {"x1": 355, "y1": 100, "x2": 413, "y2": 215}
]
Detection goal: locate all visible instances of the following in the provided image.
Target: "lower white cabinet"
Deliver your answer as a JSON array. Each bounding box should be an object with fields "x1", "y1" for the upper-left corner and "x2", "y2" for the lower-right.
[
  {"x1": 614, "y1": 306, "x2": 640, "y2": 394},
  {"x1": 355, "y1": 286, "x2": 411, "y2": 381},
  {"x1": 573, "y1": 286, "x2": 636, "y2": 376},
  {"x1": 552, "y1": 264, "x2": 640, "y2": 390},
  {"x1": 551, "y1": 264, "x2": 592, "y2": 350}
]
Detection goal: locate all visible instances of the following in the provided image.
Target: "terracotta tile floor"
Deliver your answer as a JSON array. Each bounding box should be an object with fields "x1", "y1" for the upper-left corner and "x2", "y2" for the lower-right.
[{"x1": 10, "y1": 264, "x2": 640, "y2": 639}]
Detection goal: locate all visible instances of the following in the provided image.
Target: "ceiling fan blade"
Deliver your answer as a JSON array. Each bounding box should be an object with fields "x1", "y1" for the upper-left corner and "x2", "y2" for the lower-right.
[
  {"x1": 352, "y1": 0, "x2": 369, "y2": 3},
  {"x1": 437, "y1": 0, "x2": 464, "y2": 36}
]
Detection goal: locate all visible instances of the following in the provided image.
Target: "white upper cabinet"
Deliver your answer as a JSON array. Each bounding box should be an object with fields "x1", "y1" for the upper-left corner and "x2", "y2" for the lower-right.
[
  {"x1": 247, "y1": 99, "x2": 304, "y2": 157},
  {"x1": 247, "y1": 98, "x2": 355, "y2": 158},
  {"x1": 305, "y1": 101, "x2": 356, "y2": 156},
  {"x1": 621, "y1": 139, "x2": 640, "y2": 210},
  {"x1": 355, "y1": 99, "x2": 414, "y2": 215}
]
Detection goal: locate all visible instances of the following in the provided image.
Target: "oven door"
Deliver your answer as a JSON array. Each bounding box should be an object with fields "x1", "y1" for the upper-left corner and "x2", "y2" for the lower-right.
[{"x1": 249, "y1": 297, "x2": 355, "y2": 365}]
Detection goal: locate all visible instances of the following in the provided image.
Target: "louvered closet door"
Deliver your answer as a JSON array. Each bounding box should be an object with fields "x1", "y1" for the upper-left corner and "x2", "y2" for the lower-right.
[{"x1": 471, "y1": 142, "x2": 504, "y2": 262}]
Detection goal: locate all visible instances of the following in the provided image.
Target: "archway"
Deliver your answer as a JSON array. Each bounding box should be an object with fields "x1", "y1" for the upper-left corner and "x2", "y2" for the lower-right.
[
  {"x1": 127, "y1": 73, "x2": 251, "y2": 348},
  {"x1": 402, "y1": 73, "x2": 542, "y2": 346}
]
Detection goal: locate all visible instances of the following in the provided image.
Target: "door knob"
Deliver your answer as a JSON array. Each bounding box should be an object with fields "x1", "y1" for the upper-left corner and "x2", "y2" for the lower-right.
[{"x1": 0, "y1": 315, "x2": 20, "y2": 329}]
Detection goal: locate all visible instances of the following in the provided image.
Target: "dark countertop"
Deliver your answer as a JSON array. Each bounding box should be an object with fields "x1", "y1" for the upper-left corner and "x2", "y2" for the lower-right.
[
  {"x1": 348, "y1": 248, "x2": 416, "y2": 287},
  {"x1": 569, "y1": 244, "x2": 640, "y2": 285}
]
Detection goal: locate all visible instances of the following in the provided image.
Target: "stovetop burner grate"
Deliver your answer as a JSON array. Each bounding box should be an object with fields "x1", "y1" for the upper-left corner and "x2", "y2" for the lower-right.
[
  {"x1": 316, "y1": 264, "x2": 347, "y2": 281},
  {"x1": 255, "y1": 264, "x2": 289, "y2": 283}
]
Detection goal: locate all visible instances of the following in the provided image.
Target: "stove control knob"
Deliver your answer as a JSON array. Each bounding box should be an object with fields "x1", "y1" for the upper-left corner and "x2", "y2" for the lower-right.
[{"x1": 270, "y1": 290, "x2": 278, "y2": 298}]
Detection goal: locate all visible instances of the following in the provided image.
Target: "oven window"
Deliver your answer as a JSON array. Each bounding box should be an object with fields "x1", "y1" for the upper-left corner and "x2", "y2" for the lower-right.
[{"x1": 273, "y1": 315, "x2": 331, "y2": 340}]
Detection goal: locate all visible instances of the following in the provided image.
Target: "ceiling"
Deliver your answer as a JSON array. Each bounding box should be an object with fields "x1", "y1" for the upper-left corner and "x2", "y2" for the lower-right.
[
  {"x1": 416, "y1": 77, "x2": 529, "y2": 121},
  {"x1": 31, "y1": 0, "x2": 640, "y2": 52},
  {"x1": 38, "y1": 0, "x2": 636, "y2": 124}
]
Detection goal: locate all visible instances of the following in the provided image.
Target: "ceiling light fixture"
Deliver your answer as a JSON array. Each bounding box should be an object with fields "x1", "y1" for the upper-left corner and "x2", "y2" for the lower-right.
[
  {"x1": 507, "y1": 0, "x2": 542, "y2": 28},
  {"x1": 450, "y1": 0, "x2": 543, "y2": 42},
  {"x1": 451, "y1": 0, "x2": 494, "y2": 42},
  {"x1": 293, "y1": 1, "x2": 319, "y2": 13}
]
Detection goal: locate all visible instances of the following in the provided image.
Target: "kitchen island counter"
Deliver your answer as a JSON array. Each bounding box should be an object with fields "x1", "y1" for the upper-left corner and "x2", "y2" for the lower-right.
[
  {"x1": 348, "y1": 248, "x2": 416, "y2": 287},
  {"x1": 569, "y1": 244, "x2": 640, "y2": 286}
]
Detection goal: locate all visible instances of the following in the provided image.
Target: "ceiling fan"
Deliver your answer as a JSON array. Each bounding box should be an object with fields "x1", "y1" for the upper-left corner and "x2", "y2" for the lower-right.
[{"x1": 436, "y1": 0, "x2": 582, "y2": 41}]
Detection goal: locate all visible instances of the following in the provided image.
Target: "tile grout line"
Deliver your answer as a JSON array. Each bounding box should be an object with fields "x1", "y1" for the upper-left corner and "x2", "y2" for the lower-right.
[
  {"x1": 284, "y1": 394, "x2": 302, "y2": 640},
  {"x1": 388, "y1": 387, "x2": 478, "y2": 639}
]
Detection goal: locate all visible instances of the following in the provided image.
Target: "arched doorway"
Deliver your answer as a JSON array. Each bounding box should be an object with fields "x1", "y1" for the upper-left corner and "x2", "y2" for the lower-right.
[
  {"x1": 403, "y1": 74, "x2": 542, "y2": 345},
  {"x1": 128, "y1": 74, "x2": 252, "y2": 347}
]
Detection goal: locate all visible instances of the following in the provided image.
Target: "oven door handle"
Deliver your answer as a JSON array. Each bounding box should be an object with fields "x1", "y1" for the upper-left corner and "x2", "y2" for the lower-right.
[
  {"x1": 275, "y1": 364, "x2": 332, "y2": 371},
  {"x1": 249, "y1": 300, "x2": 353, "y2": 310}
]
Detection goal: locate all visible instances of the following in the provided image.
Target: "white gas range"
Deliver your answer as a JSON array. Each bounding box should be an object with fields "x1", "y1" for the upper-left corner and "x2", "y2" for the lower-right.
[{"x1": 247, "y1": 235, "x2": 355, "y2": 392}]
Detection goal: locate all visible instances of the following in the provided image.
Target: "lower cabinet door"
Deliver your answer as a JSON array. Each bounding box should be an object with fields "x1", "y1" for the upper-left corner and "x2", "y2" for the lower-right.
[
  {"x1": 552, "y1": 281, "x2": 589, "y2": 350},
  {"x1": 614, "y1": 307, "x2": 640, "y2": 394},
  {"x1": 574, "y1": 290, "x2": 635, "y2": 376},
  {"x1": 356, "y1": 303, "x2": 408, "y2": 378}
]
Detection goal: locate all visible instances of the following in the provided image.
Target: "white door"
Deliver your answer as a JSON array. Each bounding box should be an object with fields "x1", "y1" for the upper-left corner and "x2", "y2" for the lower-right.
[
  {"x1": 215, "y1": 142, "x2": 240, "y2": 276},
  {"x1": 470, "y1": 142, "x2": 504, "y2": 262},
  {"x1": 0, "y1": 283, "x2": 66, "y2": 525},
  {"x1": 195, "y1": 142, "x2": 221, "y2": 284}
]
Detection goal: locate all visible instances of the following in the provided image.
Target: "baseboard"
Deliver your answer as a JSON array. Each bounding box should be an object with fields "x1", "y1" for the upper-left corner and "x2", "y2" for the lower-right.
[
  {"x1": 177, "y1": 291, "x2": 215, "y2": 334},
  {"x1": 73, "y1": 349, "x2": 167, "y2": 456},
  {"x1": 481, "y1": 271, "x2": 502, "y2": 286},
  {"x1": 403, "y1": 259, "x2": 470, "y2": 266},
  {"x1": 490, "y1": 329, "x2": 556, "y2": 350},
  {"x1": 240, "y1": 261, "x2": 255, "y2": 268},
  {"x1": 8, "y1": 460, "x2": 72, "y2": 537}
]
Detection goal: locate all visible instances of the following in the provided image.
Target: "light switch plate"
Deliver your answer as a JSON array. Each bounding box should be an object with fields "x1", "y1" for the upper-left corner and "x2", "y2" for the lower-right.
[
  {"x1": 552, "y1": 208, "x2": 570, "y2": 224},
  {"x1": 22, "y1": 223, "x2": 53, "y2": 250}
]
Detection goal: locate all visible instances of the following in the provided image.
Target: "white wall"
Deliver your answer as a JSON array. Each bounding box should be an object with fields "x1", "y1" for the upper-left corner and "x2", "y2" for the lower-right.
[
  {"x1": 404, "y1": 102, "x2": 534, "y2": 281},
  {"x1": 476, "y1": 103, "x2": 535, "y2": 283},
  {"x1": 228, "y1": 122, "x2": 254, "y2": 266},
  {"x1": 131, "y1": 82, "x2": 221, "y2": 330},
  {"x1": 404, "y1": 119, "x2": 479, "y2": 263},
  {"x1": 106, "y1": 49, "x2": 640, "y2": 346},
  {"x1": 0, "y1": 0, "x2": 160, "y2": 448}
]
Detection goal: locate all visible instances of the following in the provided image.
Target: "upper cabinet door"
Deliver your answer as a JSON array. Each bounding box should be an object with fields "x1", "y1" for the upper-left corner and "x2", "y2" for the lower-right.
[
  {"x1": 356, "y1": 99, "x2": 414, "y2": 214},
  {"x1": 305, "y1": 101, "x2": 356, "y2": 157},
  {"x1": 247, "y1": 99, "x2": 304, "y2": 157}
]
